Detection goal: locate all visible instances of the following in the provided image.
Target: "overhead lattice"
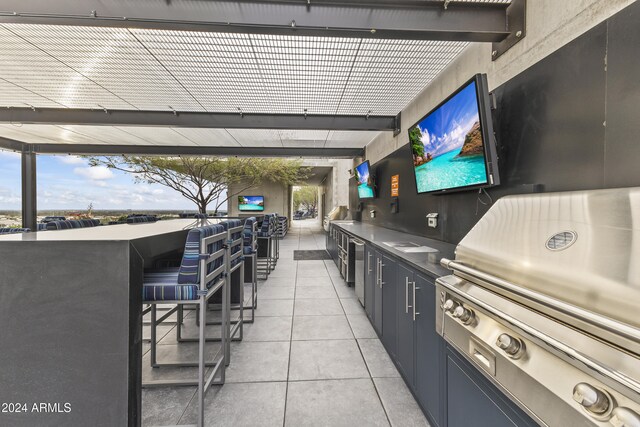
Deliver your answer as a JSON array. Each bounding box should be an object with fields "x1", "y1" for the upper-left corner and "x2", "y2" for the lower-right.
[
  {"x1": 0, "y1": 0, "x2": 518, "y2": 153},
  {"x1": 0, "y1": 24, "x2": 468, "y2": 115}
]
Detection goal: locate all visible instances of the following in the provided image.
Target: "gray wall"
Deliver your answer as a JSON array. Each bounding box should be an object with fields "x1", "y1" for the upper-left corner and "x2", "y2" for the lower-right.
[
  {"x1": 306, "y1": 159, "x2": 352, "y2": 216},
  {"x1": 352, "y1": 1, "x2": 640, "y2": 244},
  {"x1": 365, "y1": 0, "x2": 635, "y2": 164},
  {"x1": 228, "y1": 182, "x2": 290, "y2": 217}
]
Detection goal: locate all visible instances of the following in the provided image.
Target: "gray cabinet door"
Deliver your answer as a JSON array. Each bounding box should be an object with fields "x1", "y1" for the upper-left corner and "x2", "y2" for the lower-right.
[
  {"x1": 396, "y1": 262, "x2": 415, "y2": 387},
  {"x1": 446, "y1": 348, "x2": 538, "y2": 427},
  {"x1": 364, "y1": 245, "x2": 375, "y2": 323},
  {"x1": 414, "y1": 273, "x2": 444, "y2": 427},
  {"x1": 373, "y1": 250, "x2": 383, "y2": 335},
  {"x1": 381, "y1": 254, "x2": 398, "y2": 357}
]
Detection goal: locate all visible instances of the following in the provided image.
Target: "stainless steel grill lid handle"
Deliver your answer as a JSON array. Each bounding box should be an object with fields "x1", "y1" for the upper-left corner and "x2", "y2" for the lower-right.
[{"x1": 440, "y1": 258, "x2": 640, "y2": 344}]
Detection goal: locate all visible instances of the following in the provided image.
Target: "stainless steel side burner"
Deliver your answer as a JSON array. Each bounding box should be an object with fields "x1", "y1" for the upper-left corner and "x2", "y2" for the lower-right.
[{"x1": 437, "y1": 187, "x2": 640, "y2": 427}]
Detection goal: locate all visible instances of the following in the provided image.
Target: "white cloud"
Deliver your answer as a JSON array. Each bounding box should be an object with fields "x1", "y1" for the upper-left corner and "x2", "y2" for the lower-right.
[
  {"x1": 58, "y1": 155, "x2": 86, "y2": 165},
  {"x1": 0, "y1": 185, "x2": 20, "y2": 205},
  {"x1": 73, "y1": 166, "x2": 114, "y2": 180}
]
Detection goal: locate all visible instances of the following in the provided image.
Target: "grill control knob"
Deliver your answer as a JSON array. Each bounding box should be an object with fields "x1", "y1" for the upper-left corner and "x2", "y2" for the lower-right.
[
  {"x1": 443, "y1": 299, "x2": 457, "y2": 313},
  {"x1": 452, "y1": 305, "x2": 474, "y2": 324},
  {"x1": 496, "y1": 333, "x2": 525, "y2": 359},
  {"x1": 572, "y1": 383, "x2": 611, "y2": 415},
  {"x1": 610, "y1": 407, "x2": 640, "y2": 427}
]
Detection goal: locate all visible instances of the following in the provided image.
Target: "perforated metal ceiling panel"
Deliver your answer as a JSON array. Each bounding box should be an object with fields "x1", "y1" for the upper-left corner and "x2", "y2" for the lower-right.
[
  {"x1": 0, "y1": 23, "x2": 470, "y2": 117},
  {"x1": 0, "y1": 25, "x2": 133, "y2": 109},
  {"x1": 5, "y1": 25, "x2": 202, "y2": 112},
  {"x1": 0, "y1": 0, "x2": 516, "y2": 150}
]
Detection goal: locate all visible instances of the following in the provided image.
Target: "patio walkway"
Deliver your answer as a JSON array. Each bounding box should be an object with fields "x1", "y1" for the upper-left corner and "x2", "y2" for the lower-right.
[{"x1": 142, "y1": 219, "x2": 429, "y2": 427}]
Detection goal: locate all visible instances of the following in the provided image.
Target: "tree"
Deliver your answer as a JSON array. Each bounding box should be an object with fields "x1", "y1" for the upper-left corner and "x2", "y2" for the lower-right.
[
  {"x1": 88, "y1": 156, "x2": 308, "y2": 214},
  {"x1": 408, "y1": 125, "x2": 424, "y2": 158},
  {"x1": 293, "y1": 186, "x2": 318, "y2": 214}
]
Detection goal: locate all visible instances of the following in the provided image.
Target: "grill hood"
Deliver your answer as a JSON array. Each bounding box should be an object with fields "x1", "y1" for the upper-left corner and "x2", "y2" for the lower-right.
[{"x1": 451, "y1": 187, "x2": 640, "y2": 344}]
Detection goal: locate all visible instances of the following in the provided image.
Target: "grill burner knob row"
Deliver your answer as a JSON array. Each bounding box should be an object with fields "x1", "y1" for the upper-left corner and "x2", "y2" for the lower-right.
[
  {"x1": 572, "y1": 383, "x2": 612, "y2": 416},
  {"x1": 452, "y1": 305, "x2": 474, "y2": 325},
  {"x1": 443, "y1": 299, "x2": 457, "y2": 313},
  {"x1": 610, "y1": 407, "x2": 640, "y2": 427},
  {"x1": 496, "y1": 333, "x2": 525, "y2": 359}
]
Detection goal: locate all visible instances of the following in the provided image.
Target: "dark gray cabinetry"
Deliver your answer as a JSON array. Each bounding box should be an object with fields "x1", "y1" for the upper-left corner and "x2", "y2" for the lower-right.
[
  {"x1": 334, "y1": 225, "x2": 537, "y2": 427},
  {"x1": 415, "y1": 273, "x2": 444, "y2": 427},
  {"x1": 446, "y1": 348, "x2": 539, "y2": 427},
  {"x1": 373, "y1": 250, "x2": 384, "y2": 335},
  {"x1": 381, "y1": 254, "x2": 398, "y2": 357},
  {"x1": 364, "y1": 244, "x2": 375, "y2": 323},
  {"x1": 396, "y1": 263, "x2": 416, "y2": 387}
]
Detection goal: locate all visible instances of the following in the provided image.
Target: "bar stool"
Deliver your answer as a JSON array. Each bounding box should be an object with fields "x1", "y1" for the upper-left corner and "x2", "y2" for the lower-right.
[
  {"x1": 256, "y1": 214, "x2": 275, "y2": 279},
  {"x1": 242, "y1": 217, "x2": 258, "y2": 322},
  {"x1": 175, "y1": 220, "x2": 244, "y2": 363},
  {"x1": 142, "y1": 223, "x2": 229, "y2": 426}
]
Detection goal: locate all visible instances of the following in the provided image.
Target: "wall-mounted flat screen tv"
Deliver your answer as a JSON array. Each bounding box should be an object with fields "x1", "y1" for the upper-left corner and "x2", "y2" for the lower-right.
[
  {"x1": 354, "y1": 161, "x2": 375, "y2": 199},
  {"x1": 238, "y1": 195, "x2": 265, "y2": 212},
  {"x1": 408, "y1": 73, "x2": 500, "y2": 194}
]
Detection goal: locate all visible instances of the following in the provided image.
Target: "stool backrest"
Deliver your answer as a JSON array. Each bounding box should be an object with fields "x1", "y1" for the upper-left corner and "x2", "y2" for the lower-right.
[{"x1": 177, "y1": 224, "x2": 226, "y2": 285}]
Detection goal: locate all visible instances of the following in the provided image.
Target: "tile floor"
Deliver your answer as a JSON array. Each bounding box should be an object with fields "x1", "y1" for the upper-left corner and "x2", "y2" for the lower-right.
[{"x1": 142, "y1": 220, "x2": 429, "y2": 426}]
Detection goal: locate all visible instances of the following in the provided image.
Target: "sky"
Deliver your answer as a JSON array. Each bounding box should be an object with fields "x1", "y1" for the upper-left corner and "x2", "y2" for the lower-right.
[
  {"x1": 417, "y1": 80, "x2": 481, "y2": 158},
  {"x1": 355, "y1": 161, "x2": 370, "y2": 186},
  {"x1": 0, "y1": 150, "x2": 227, "y2": 211}
]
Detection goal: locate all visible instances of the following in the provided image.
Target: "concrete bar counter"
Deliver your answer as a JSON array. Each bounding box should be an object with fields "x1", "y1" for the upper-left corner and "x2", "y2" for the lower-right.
[{"x1": 0, "y1": 219, "x2": 199, "y2": 426}]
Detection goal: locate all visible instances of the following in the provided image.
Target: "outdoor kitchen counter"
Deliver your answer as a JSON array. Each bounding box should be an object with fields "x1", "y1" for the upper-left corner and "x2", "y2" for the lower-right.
[
  {"x1": 331, "y1": 220, "x2": 456, "y2": 279},
  {"x1": 0, "y1": 219, "x2": 202, "y2": 427}
]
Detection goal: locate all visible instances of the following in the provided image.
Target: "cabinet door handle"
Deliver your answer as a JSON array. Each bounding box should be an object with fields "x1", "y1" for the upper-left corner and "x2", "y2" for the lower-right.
[
  {"x1": 367, "y1": 253, "x2": 372, "y2": 274},
  {"x1": 413, "y1": 284, "x2": 420, "y2": 321},
  {"x1": 379, "y1": 261, "x2": 385, "y2": 288},
  {"x1": 405, "y1": 277, "x2": 412, "y2": 313}
]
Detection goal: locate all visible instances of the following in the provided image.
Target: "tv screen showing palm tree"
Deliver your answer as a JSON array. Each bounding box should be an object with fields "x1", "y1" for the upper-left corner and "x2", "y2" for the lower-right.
[
  {"x1": 355, "y1": 161, "x2": 375, "y2": 199},
  {"x1": 238, "y1": 196, "x2": 265, "y2": 211},
  {"x1": 409, "y1": 76, "x2": 492, "y2": 194}
]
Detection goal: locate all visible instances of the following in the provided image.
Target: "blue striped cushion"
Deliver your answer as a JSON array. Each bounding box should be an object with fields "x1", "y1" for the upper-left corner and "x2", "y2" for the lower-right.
[
  {"x1": 177, "y1": 224, "x2": 225, "y2": 285},
  {"x1": 142, "y1": 283, "x2": 199, "y2": 301},
  {"x1": 143, "y1": 224, "x2": 226, "y2": 302},
  {"x1": 143, "y1": 271, "x2": 196, "y2": 301},
  {"x1": 0, "y1": 228, "x2": 30, "y2": 234}
]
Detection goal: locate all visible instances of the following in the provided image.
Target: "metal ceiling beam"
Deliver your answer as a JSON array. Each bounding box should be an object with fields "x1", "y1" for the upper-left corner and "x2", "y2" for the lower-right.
[
  {"x1": 29, "y1": 143, "x2": 363, "y2": 158},
  {"x1": 0, "y1": 136, "x2": 26, "y2": 152},
  {"x1": 0, "y1": 0, "x2": 513, "y2": 42},
  {"x1": 0, "y1": 108, "x2": 396, "y2": 131}
]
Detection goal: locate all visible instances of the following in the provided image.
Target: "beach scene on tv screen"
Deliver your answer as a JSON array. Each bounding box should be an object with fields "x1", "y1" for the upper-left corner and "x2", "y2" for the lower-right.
[
  {"x1": 355, "y1": 162, "x2": 375, "y2": 198},
  {"x1": 409, "y1": 81, "x2": 488, "y2": 193},
  {"x1": 238, "y1": 196, "x2": 264, "y2": 211}
]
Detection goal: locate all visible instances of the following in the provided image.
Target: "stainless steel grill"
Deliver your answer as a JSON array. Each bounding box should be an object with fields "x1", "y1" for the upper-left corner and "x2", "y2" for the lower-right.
[{"x1": 437, "y1": 187, "x2": 640, "y2": 427}]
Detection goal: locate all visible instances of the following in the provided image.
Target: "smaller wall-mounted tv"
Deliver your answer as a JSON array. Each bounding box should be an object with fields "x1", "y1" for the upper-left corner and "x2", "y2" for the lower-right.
[
  {"x1": 408, "y1": 73, "x2": 500, "y2": 194},
  {"x1": 355, "y1": 160, "x2": 375, "y2": 199},
  {"x1": 238, "y1": 195, "x2": 265, "y2": 212}
]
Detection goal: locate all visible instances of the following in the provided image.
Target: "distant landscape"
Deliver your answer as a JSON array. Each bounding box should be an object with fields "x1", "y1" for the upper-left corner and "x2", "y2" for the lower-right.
[{"x1": 0, "y1": 210, "x2": 227, "y2": 228}]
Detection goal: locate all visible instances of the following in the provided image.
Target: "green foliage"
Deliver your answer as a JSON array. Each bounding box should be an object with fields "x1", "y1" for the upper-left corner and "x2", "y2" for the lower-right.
[
  {"x1": 88, "y1": 156, "x2": 309, "y2": 214},
  {"x1": 293, "y1": 186, "x2": 318, "y2": 212},
  {"x1": 408, "y1": 126, "x2": 424, "y2": 158}
]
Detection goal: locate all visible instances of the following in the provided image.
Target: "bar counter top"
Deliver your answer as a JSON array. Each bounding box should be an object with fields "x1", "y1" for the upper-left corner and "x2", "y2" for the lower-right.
[
  {"x1": 0, "y1": 218, "x2": 208, "y2": 241},
  {"x1": 330, "y1": 220, "x2": 456, "y2": 279}
]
